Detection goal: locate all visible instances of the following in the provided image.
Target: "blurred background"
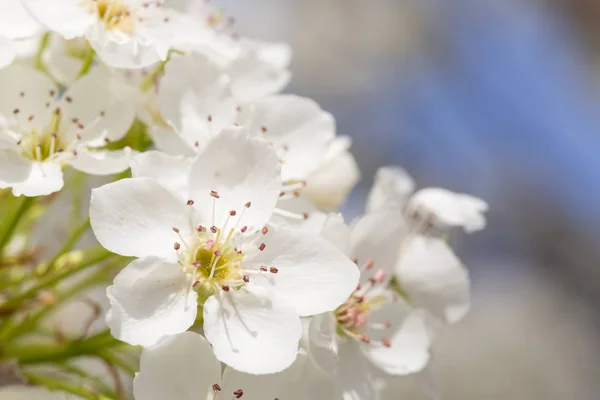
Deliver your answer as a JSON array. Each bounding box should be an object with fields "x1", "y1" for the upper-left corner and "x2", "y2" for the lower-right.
[{"x1": 217, "y1": 0, "x2": 600, "y2": 399}]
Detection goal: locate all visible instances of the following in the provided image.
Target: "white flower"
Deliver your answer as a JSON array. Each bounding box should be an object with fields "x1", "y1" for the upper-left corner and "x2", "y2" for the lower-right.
[
  {"x1": 0, "y1": 385, "x2": 70, "y2": 400},
  {"x1": 134, "y1": 331, "x2": 337, "y2": 400},
  {"x1": 0, "y1": 64, "x2": 135, "y2": 196},
  {"x1": 23, "y1": 0, "x2": 222, "y2": 69},
  {"x1": 309, "y1": 213, "x2": 434, "y2": 399},
  {"x1": 90, "y1": 129, "x2": 359, "y2": 374},
  {"x1": 0, "y1": 0, "x2": 41, "y2": 69}
]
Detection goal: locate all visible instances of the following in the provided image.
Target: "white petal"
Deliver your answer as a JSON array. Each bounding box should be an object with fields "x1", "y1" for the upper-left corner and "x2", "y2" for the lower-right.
[
  {"x1": 396, "y1": 236, "x2": 470, "y2": 324},
  {"x1": 308, "y1": 312, "x2": 340, "y2": 375},
  {"x1": 320, "y1": 213, "x2": 352, "y2": 256},
  {"x1": 303, "y1": 136, "x2": 360, "y2": 210},
  {"x1": 0, "y1": 385, "x2": 68, "y2": 400},
  {"x1": 0, "y1": 64, "x2": 56, "y2": 131},
  {"x1": 228, "y1": 40, "x2": 292, "y2": 101},
  {"x1": 106, "y1": 257, "x2": 197, "y2": 347},
  {"x1": 246, "y1": 225, "x2": 359, "y2": 316},
  {"x1": 130, "y1": 150, "x2": 190, "y2": 198},
  {"x1": 203, "y1": 289, "x2": 302, "y2": 374},
  {"x1": 147, "y1": 126, "x2": 195, "y2": 157},
  {"x1": 350, "y1": 209, "x2": 408, "y2": 285},
  {"x1": 61, "y1": 67, "x2": 137, "y2": 142},
  {"x1": 22, "y1": 0, "x2": 95, "y2": 39},
  {"x1": 366, "y1": 166, "x2": 415, "y2": 213},
  {"x1": 188, "y1": 127, "x2": 281, "y2": 231},
  {"x1": 134, "y1": 331, "x2": 220, "y2": 400},
  {"x1": 336, "y1": 340, "x2": 379, "y2": 400},
  {"x1": 70, "y1": 147, "x2": 132, "y2": 176},
  {"x1": 360, "y1": 299, "x2": 432, "y2": 375},
  {"x1": 271, "y1": 196, "x2": 328, "y2": 232},
  {"x1": 11, "y1": 161, "x2": 63, "y2": 197},
  {"x1": 0, "y1": 150, "x2": 32, "y2": 186},
  {"x1": 0, "y1": 0, "x2": 41, "y2": 39},
  {"x1": 90, "y1": 177, "x2": 191, "y2": 260},
  {"x1": 88, "y1": 27, "x2": 163, "y2": 69},
  {"x1": 407, "y1": 188, "x2": 488, "y2": 233},
  {"x1": 239, "y1": 95, "x2": 334, "y2": 181},
  {"x1": 0, "y1": 36, "x2": 15, "y2": 69}
]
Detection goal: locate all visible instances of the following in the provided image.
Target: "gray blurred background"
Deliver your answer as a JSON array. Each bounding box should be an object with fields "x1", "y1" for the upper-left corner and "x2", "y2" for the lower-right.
[{"x1": 217, "y1": 0, "x2": 600, "y2": 399}]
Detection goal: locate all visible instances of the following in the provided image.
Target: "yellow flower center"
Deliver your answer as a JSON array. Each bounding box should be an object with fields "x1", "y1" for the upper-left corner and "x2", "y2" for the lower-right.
[{"x1": 88, "y1": 0, "x2": 136, "y2": 33}]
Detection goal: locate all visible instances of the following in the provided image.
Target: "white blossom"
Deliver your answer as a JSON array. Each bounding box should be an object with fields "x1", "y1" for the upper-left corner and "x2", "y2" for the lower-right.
[
  {"x1": 0, "y1": 0, "x2": 41, "y2": 69},
  {"x1": 0, "y1": 64, "x2": 135, "y2": 196},
  {"x1": 90, "y1": 129, "x2": 359, "y2": 374}
]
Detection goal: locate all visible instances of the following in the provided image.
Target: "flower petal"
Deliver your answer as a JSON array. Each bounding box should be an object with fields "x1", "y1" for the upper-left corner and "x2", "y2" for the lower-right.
[
  {"x1": 90, "y1": 177, "x2": 191, "y2": 260},
  {"x1": 246, "y1": 225, "x2": 359, "y2": 316},
  {"x1": 271, "y1": 196, "x2": 328, "y2": 232},
  {"x1": 360, "y1": 299, "x2": 432, "y2": 375},
  {"x1": 0, "y1": 37, "x2": 15, "y2": 70},
  {"x1": 303, "y1": 136, "x2": 360, "y2": 211},
  {"x1": 88, "y1": 27, "x2": 163, "y2": 69},
  {"x1": 134, "y1": 332, "x2": 220, "y2": 400},
  {"x1": 106, "y1": 257, "x2": 197, "y2": 347},
  {"x1": 188, "y1": 127, "x2": 281, "y2": 231},
  {"x1": 396, "y1": 235, "x2": 470, "y2": 324},
  {"x1": 203, "y1": 288, "x2": 302, "y2": 374},
  {"x1": 366, "y1": 166, "x2": 415, "y2": 213},
  {"x1": 70, "y1": 147, "x2": 132, "y2": 176},
  {"x1": 320, "y1": 213, "x2": 352, "y2": 256},
  {"x1": 407, "y1": 188, "x2": 488, "y2": 233},
  {"x1": 130, "y1": 150, "x2": 190, "y2": 198},
  {"x1": 238, "y1": 95, "x2": 334, "y2": 181},
  {"x1": 0, "y1": 150, "x2": 32, "y2": 186},
  {"x1": 22, "y1": 0, "x2": 95, "y2": 40},
  {"x1": 11, "y1": 161, "x2": 63, "y2": 197},
  {"x1": 350, "y1": 209, "x2": 408, "y2": 285},
  {"x1": 308, "y1": 312, "x2": 340, "y2": 375},
  {"x1": 0, "y1": 0, "x2": 41, "y2": 39}
]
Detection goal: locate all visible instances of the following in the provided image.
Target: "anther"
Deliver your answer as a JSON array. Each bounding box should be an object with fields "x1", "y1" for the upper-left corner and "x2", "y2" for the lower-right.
[
  {"x1": 214, "y1": 251, "x2": 222, "y2": 257},
  {"x1": 28, "y1": 115, "x2": 34, "y2": 121},
  {"x1": 207, "y1": 114, "x2": 213, "y2": 122},
  {"x1": 49, "y1": 90, "x2": 55, "y2": 96},
  {"x1": 363, "y1": 259, "x2": 374, "y2": 270},
  {"x1": 243, "y1": 275, "x2": 249, "y2": 282},
  {"x1": 13, "y1": 108, "x2": 19, "y2": 114},
  {"x1": 233, "y1": 389, "x2": 243, "y2": 398},
  {"x1": 174, "y1": 242, "x2": 181, "y2": 250},
  {"x1": 269, "y1": 267, "x2": 278, "y2": 274},
  {"x1": 172, "y1": 227, "x2": 180, "y2": 233},
  {"x1": 213, "y1": 384, "x2": 221, "y2": 393},
  {"x1": 210, "y1": 226, "x2": 218, "y2": 233},
  {"x1": 382, "y1": 338, "x2": 392, "y2": 348},
  {"x1": 258, "y1": 243, "x2": 266, "y2": 251},
  {"x1": 261, "y1": 227, "x2": 268, "y2": 235},
  {"x1": 194, "y1": 141, "x2": 199, "y2": 147},
  {"x1": 76, "y1": 133, "x2": 82, "y2": 140},
  {"x1": 196, "y1": 225, "x2": 203, "y2": 232},
  {"x1": 19, "y1": 91, "x2": 24, "y2": 97},
  {"x1": 100, "y1": 110, "x2": 105, "y2": 117},
  {"x1": 240, "y1": 226, "x2": 247, "y2": 233},
  {"x1": 358, "y1": 334, "x2": 371, "y2": 344},
  {"x1": 229, "y1": 210, "x2": 236, "y2": 216},
  {"x1": 222, "y1": 285, "x2": 230, "y2": 292},
  {"x1": 210, "y1": 190, "x2": 220, "y2": 198},
  {"x1": 65, "y1": 96, "x2": 72, "y2": 103},
  {"x1": 192, "y1": 261, "x2": 201, "y2": 267},
  {"x1": 261, "y1": 126, "x2": 267, "y2": 133},
  {"x1": 260, "y1": 266, "x2": 268, "y2": 272},
  {"x1": 187, "y1": 199, "x2": 194, "y2": 205},
  {"x1": 205, "y1": 240, "x2": 215, "y2": 250},
  {"x1": 245, "y1": 201, "x2": 251, "y2": 208},
  {"x1": 104, "y1": 138, "x2": 111, "y2": 144},
  {"x1": 303, "y1": 212, "x2": 309, "y2": 220}
]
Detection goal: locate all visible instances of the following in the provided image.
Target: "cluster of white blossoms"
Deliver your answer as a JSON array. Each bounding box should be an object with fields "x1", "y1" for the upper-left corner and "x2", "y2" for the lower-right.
[{"x1": 0, "y1": 1, "x2": 488, "y2": 399}]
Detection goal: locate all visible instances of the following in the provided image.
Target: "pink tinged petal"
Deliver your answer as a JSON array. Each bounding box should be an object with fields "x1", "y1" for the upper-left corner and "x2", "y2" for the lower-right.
[
  {"x1": 134, "y1": 332, "x2": 220, "y2": 400},
  {"x1": 408, "y1": 187, "x2": 489, "y2": 233},
  {"x1": 350, "y1": 209, "x2": 408, "y2": 285},
  {"x1": 0, "y1": 37, "x2": 15, "y2": 69},
  {"x1": 238, "y1": 95, "x2": 334, "y2": 181},
  {"x1": 396, "y1": 235, "x2": 470, "y2": 324},
  {"x1": 61, "y1": 67, "x2": 137, "y2": 143},
  {"x1": 303, "y1": 136, "x2": 360, "y2": 211},
  {"x1": 0, "y1": 151, "x2": 32, "y2": 186},
  {"x1": 22, "y1": 0, "x2": 95, "y2": 40},
  {"x1": 203, "y1": 289, "x2": 302, "y2": 374},
  {"x1": 70, "y1": 147, "x2": 132, "y2": 176},
  {"x1": 11, "y1": 161, "x2": 63, "y2": 197},
  {"x1": 106, "y1": 257, "x2": 197, "y2": 347},
  {"x1": 188, "y1": 127, "x2": 281, "y2": 230},
  {"x1": 246, "y1": 225, "x2": 359, "y2": 316},
  {"x1": 0, "y1": 64, "x2": 56, "y2": 131},
  {"x1": 130, "y1": 151, "x2": 190, "y2": 199},
  {"x1": 90, "y1": 177, "x2": 191, "y2": 260},
  {"x1": 366, "y1": 166, "x2": 416, "y2": 213},
  {"x1": 360, "y1": 299, "x2": 433, "y2": 375}
]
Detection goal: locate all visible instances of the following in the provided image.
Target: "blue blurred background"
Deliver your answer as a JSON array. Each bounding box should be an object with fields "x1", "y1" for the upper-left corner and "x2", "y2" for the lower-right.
[{"x1": 219, "y1": 1, "x2": 600, "y2": 398}]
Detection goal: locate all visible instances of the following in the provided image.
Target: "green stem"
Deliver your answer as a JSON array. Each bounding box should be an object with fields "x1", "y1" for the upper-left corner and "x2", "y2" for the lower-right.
[
  {"x1": 98, "y1": 350, "x2": 137, "y2": 377},
  {"x1": 0, "y1": 197, "x2": 35, "y2": 257},
  {"x1": 0, "y1": 246, "x2": 113, "y2": 312},
  {"x1": 34, "y1": 32, "x2": 51, "y2": 71},
  {"x1": 76, "y1": 47, "x2": 95, "y2": 79},
  {"x1": 139, "y1": 52, "x2": 173, "y2": 91},
  {"x1": 24, "y1": 372, "x2": 108, "y2": 400}
]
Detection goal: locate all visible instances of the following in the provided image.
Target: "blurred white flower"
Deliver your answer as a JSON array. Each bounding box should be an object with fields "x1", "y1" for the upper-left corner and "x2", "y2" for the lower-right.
[
  {"x1": 0, "y1": 64, "x2": 135, "y2": 196},
  {"x1": 134, "y1": 331, "x2": 337, "y2": 400},
  {"x1": 0, "y1": 385, "x2": 70, "y2": 399},
  {"x1": 309, "y1": 214, "x2": 434, "y2": 399},
  {"x1": 0, "y1": 0, "x2": 41, "y2": 69},
  {"x1": 22, "y1": 0, "x2": 223, "y2": 69},
  {"x1": 90, "y1": 129, "x2": 359, "y2": 374}
]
